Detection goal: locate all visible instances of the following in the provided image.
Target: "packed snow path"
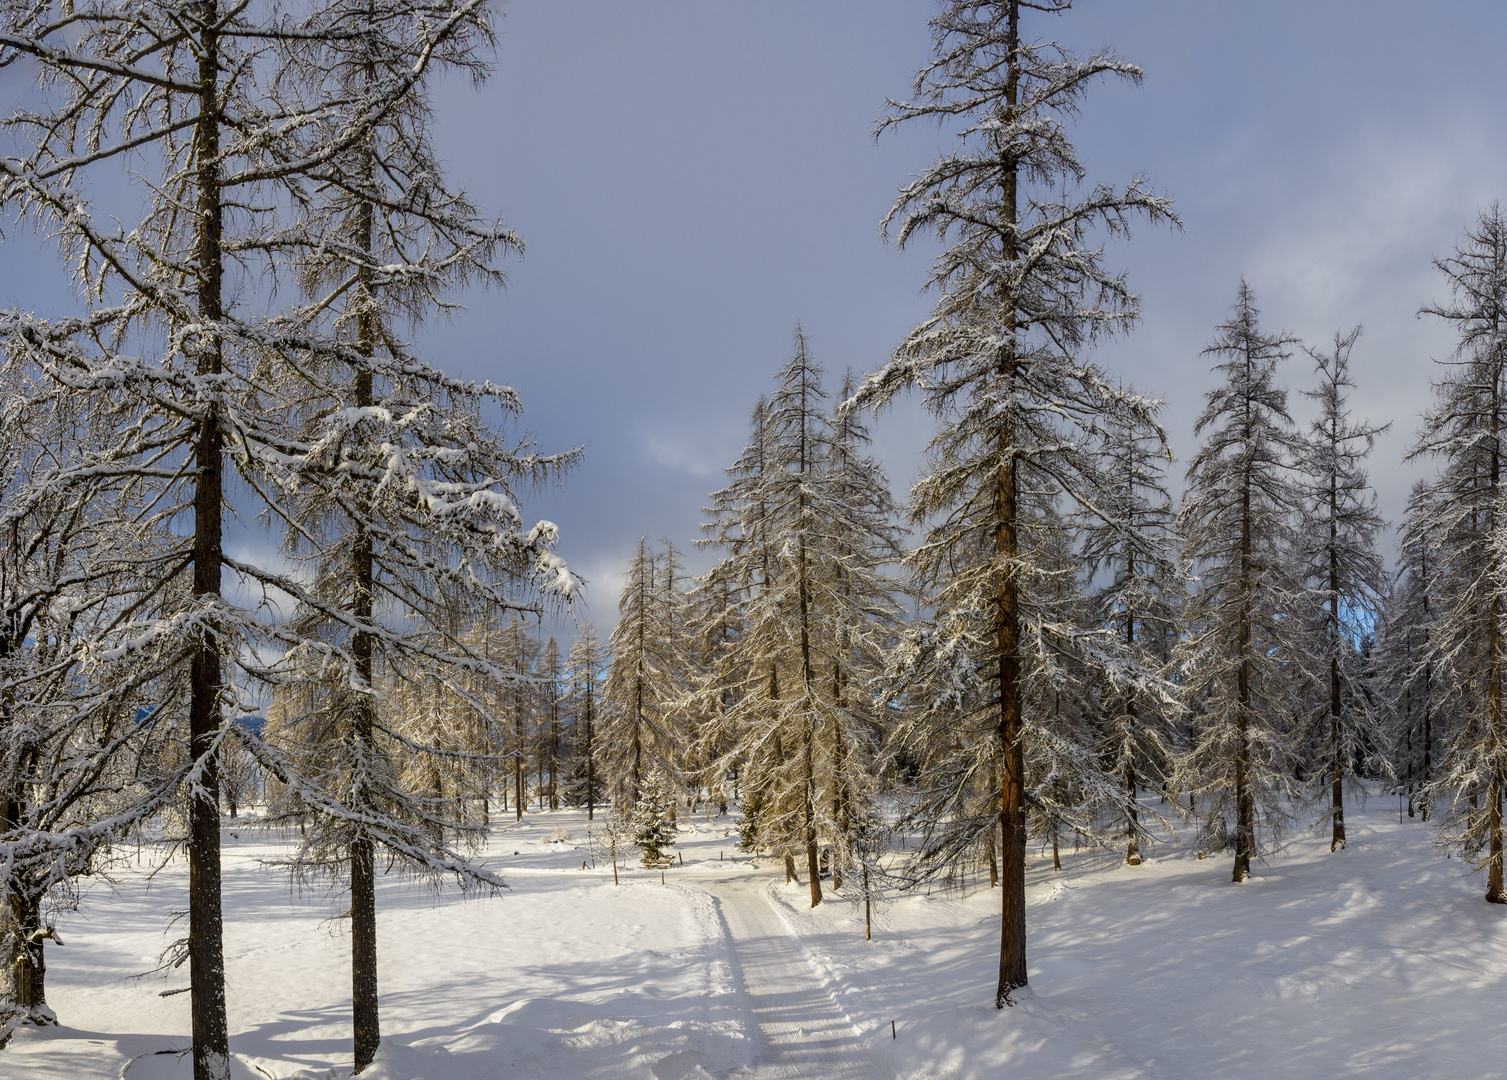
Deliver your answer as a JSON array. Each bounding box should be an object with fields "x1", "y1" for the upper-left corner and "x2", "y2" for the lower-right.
[{"x1": 694, "y1": 875, "x2": 894, "y2": 1080}]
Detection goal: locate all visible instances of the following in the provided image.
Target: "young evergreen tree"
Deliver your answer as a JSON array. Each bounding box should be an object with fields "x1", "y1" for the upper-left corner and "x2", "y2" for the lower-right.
[
  {"x1": 1407, "y1": 206, "x2": 1507, "y2": 902},
  {"x1": 1175, "y1": 283, "x2": 1305, "y2": 884},
  {"x1": 1293, "y1": 328, "x2": 1390, "y2": 851},
  {"x1": 633, "y1": 769, "x2": 678, "y2": 868},
  {"x1": 855, "y1": 0, "x2": 1174, "y2": 1004}
]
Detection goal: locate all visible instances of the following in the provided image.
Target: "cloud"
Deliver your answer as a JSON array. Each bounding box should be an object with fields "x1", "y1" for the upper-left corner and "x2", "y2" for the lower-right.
[{"x1": 639, "y1": 425, "x2": 735, "y2": 479}]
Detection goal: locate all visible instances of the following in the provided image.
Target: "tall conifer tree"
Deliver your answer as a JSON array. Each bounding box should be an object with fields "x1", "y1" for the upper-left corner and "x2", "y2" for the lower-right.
[
  {"x1": 856, "y1": 0, "x2": 1173, "y2": 1003},
  {"x1": 1408, "y1": 206, "x2": 1507, "y2": 902},
  {"x1": 1175, "y1": 283, "x2": 1305, "y2": 884}
]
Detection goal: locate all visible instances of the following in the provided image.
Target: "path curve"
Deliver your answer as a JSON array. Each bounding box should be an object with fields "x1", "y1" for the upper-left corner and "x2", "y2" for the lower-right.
[{"x1": 691, "y1": 875, "x2": 894, "y2": 1080}]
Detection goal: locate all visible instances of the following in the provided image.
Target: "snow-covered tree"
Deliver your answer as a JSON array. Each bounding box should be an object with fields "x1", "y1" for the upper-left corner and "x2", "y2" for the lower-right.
[
  {"x1": 695, "y1": 398, "x2": 777, "y2": 812},
  {"x1": 565, "y1": 624, "x2": 605, "y2": 818},
  {"x1": 601, "y1": 539, "x2": 684, "y2": 809},
  {"x1": 683, "y1": 561, "x2": 744, "y2": 816},
  {"x1": 538, "y1": 638, "x2": 563, "y2": 810},
  {"x1": 0, "y1": 0, "x2": 575, "y2": 1069},
  {"x1": 633, "y1": 768, "x2": 677, "y2": 868},
  {"x1": 854, "y1": 0, "x2": 1174, "y2": 1003},
  {"x1": 702, "y1": 335, "x2": 901, "y2": 908},
  {"x1": 1293, "y1": 328, "x2": 1390, "y2": 851},
  {"x1": 1407, "y1": 206, "x2": 1507, "y2": 902},
  {"x1": 1379, "y1": 483, "x2": 1440, "y2": 821},
  {"x1": 1175, "y1": 283, "x2": 1305, "y2": 884},
  {"x1": 820, "y1": 369, "x2": 904, "y2": 890},
  {"x1": 1079, "y1": 399, "x2": 1183, "y2": 865},
  {"x1": 0, "y1": 361, "x2": 183, "y2": 1028}
]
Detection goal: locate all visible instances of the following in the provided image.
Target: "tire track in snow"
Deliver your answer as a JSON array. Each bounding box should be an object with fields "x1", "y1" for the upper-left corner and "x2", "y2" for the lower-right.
[{"x1": 692, "y1": 876, "x2": 894, "y2": 1080}]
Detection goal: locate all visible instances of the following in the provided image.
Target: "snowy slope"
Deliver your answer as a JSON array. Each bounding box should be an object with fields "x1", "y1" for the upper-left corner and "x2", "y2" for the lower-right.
[{"x1": 9, "y1": 794, "x2": 1507, "y2": 1079}]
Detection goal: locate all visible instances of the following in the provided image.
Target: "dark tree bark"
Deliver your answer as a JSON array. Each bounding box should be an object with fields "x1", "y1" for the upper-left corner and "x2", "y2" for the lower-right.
[
  {"x1": 188, "y1": 4, "x2": 230, "y2": 1073},
  {"x1": 1329, "y1": 496, "x2": 1346, "y2": 852},
  {"x1": 350, "y1": 171, "x2": 381, "y2": 1071},
  {"x1": 993, "y1": 0, "x2": 1029, "y2": 1009}
]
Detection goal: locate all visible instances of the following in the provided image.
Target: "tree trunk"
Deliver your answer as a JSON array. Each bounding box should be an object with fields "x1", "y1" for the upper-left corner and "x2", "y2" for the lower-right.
[
  {"x1": 863, "y1": 865, "x2": 872, "y2": 941},
  {"x1": 1329, "y1": 484, "x2": 1346, "y2": 852},
  {"x1": 1488, "y1": 612, "x2": 1505, "y2": 903},
  {"x1": 1329, "y1": 650, "x2": 1345, "y2": 851},
  {"x1": 993, "y1": 0, "x2": 1028, "y2": 1009},
  {"x1": 1233, "y1": 377, "x2": 1255, "y2": 885},
  {"x1": 1489, "y1": 364, "x2": 1504, "y2": 904},
  {"x1": 6, "y1": 893, "x2": 47, "y2": 1020},
  {"x1": 585, "y1": 695, "x2": 596, "y2": 821},
  {"x1": 347, "y1": 97, "x2": 383, "y2": 1070},
  {"x1": 189, "y1": 6, "x2": 230, "y2": 1073}
]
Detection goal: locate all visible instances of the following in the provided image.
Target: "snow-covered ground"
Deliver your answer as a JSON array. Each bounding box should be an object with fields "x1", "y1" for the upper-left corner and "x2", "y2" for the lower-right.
[{"x1": 8, "y1": 791, "x2": 1507, "y2": 1079}]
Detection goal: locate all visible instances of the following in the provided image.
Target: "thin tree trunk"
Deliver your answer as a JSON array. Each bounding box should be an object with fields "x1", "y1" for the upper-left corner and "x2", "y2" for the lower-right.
[
  {"x1": 189, "y1": 6, "x2": 230, "y2": 1072},
  {"x1": 1488, "y1": 612, "x2": 1505, "y2": 902},
  {"x1": 863, "y1": 864, "x2": 872, "y2": 941},
  {"x1": 1329, "y1": 477, "x2": 1346, "y2": 852},
  {"x1": 585, "y1": 692, "x2": 596, "y2": 821},
  {"x1": 349, "y1": 150, "x2": 381, "y2": 1070},
  {"x1": 1233, "y1": 364, "x2": 1255, "y2": 885}
]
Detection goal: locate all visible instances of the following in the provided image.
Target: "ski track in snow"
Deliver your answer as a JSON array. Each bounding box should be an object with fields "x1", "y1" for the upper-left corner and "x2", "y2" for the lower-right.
[{"x1": 692, "y1": 875, "x2": 894, "y2": 1080}]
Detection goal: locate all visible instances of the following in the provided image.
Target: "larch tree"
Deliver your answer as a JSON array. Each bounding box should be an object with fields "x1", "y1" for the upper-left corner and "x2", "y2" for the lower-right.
[
  {"x1": 1407, "y1": 206, "x2": 1507, "y2": 902},
  {"x1": 1381, "y1": 482, "x2": 1440, "y2": 821},
  {"x1": 0, "y1": 359, "x2": 180, "y2": 1027},
  {"x1": 820, "y1": 369, "x2": 904, "y2": 890},
  {"x1": 1293, "y1": 328, "x2": 1389, "y2": 851},
  {"x1": 262, "y1": 0, "x2": 579, "y2": 1064},
  {"x1": 538, "y1": 638, "x2": 563, "y2": 810},
  {"x1": 1175, "y1": 282, "x2": 1306, "y2": 885},
  {"x1": 601, "y1": 539, "x2": 681, "y2": 809},
  {"x1": 853, "y1": 0, "x2": 1174, "y2": 1004},
  {"x1": 684, "y1": 559, "x2": 745, "y2": 816},
  {"x1": 0, "y1": 0, "x2": 574, "y2": 1072},
  {"x1": 696, "y1": 397, "x2": 777, "y2": 818},
  {"x1": 565, "y1": 623, "x2": 604, "y2": 818},
  {"x1": 1079, "y1": 397, "x2": 1182, "y2": 865},
  {"x1": 719, "y1": 333, "x2": 902, "y2": 908}
]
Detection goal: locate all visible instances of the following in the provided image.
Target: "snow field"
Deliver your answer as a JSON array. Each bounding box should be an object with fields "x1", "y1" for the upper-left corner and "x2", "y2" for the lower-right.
[
  {"x1": 6, "y1": 810, "x2": 756, "y2": 1079},
  {"x1": 764, "y1": 792, "x2": 1507, "y2": 1079},
  {"x1": 10, "y1": 793, "x2": 1507, "y2": 1079}
]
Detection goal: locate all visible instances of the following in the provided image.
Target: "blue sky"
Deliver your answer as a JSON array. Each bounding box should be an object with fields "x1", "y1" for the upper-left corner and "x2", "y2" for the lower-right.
[{"x1": 6, "y1": 1, "x2": 1507, "y2": 638}]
